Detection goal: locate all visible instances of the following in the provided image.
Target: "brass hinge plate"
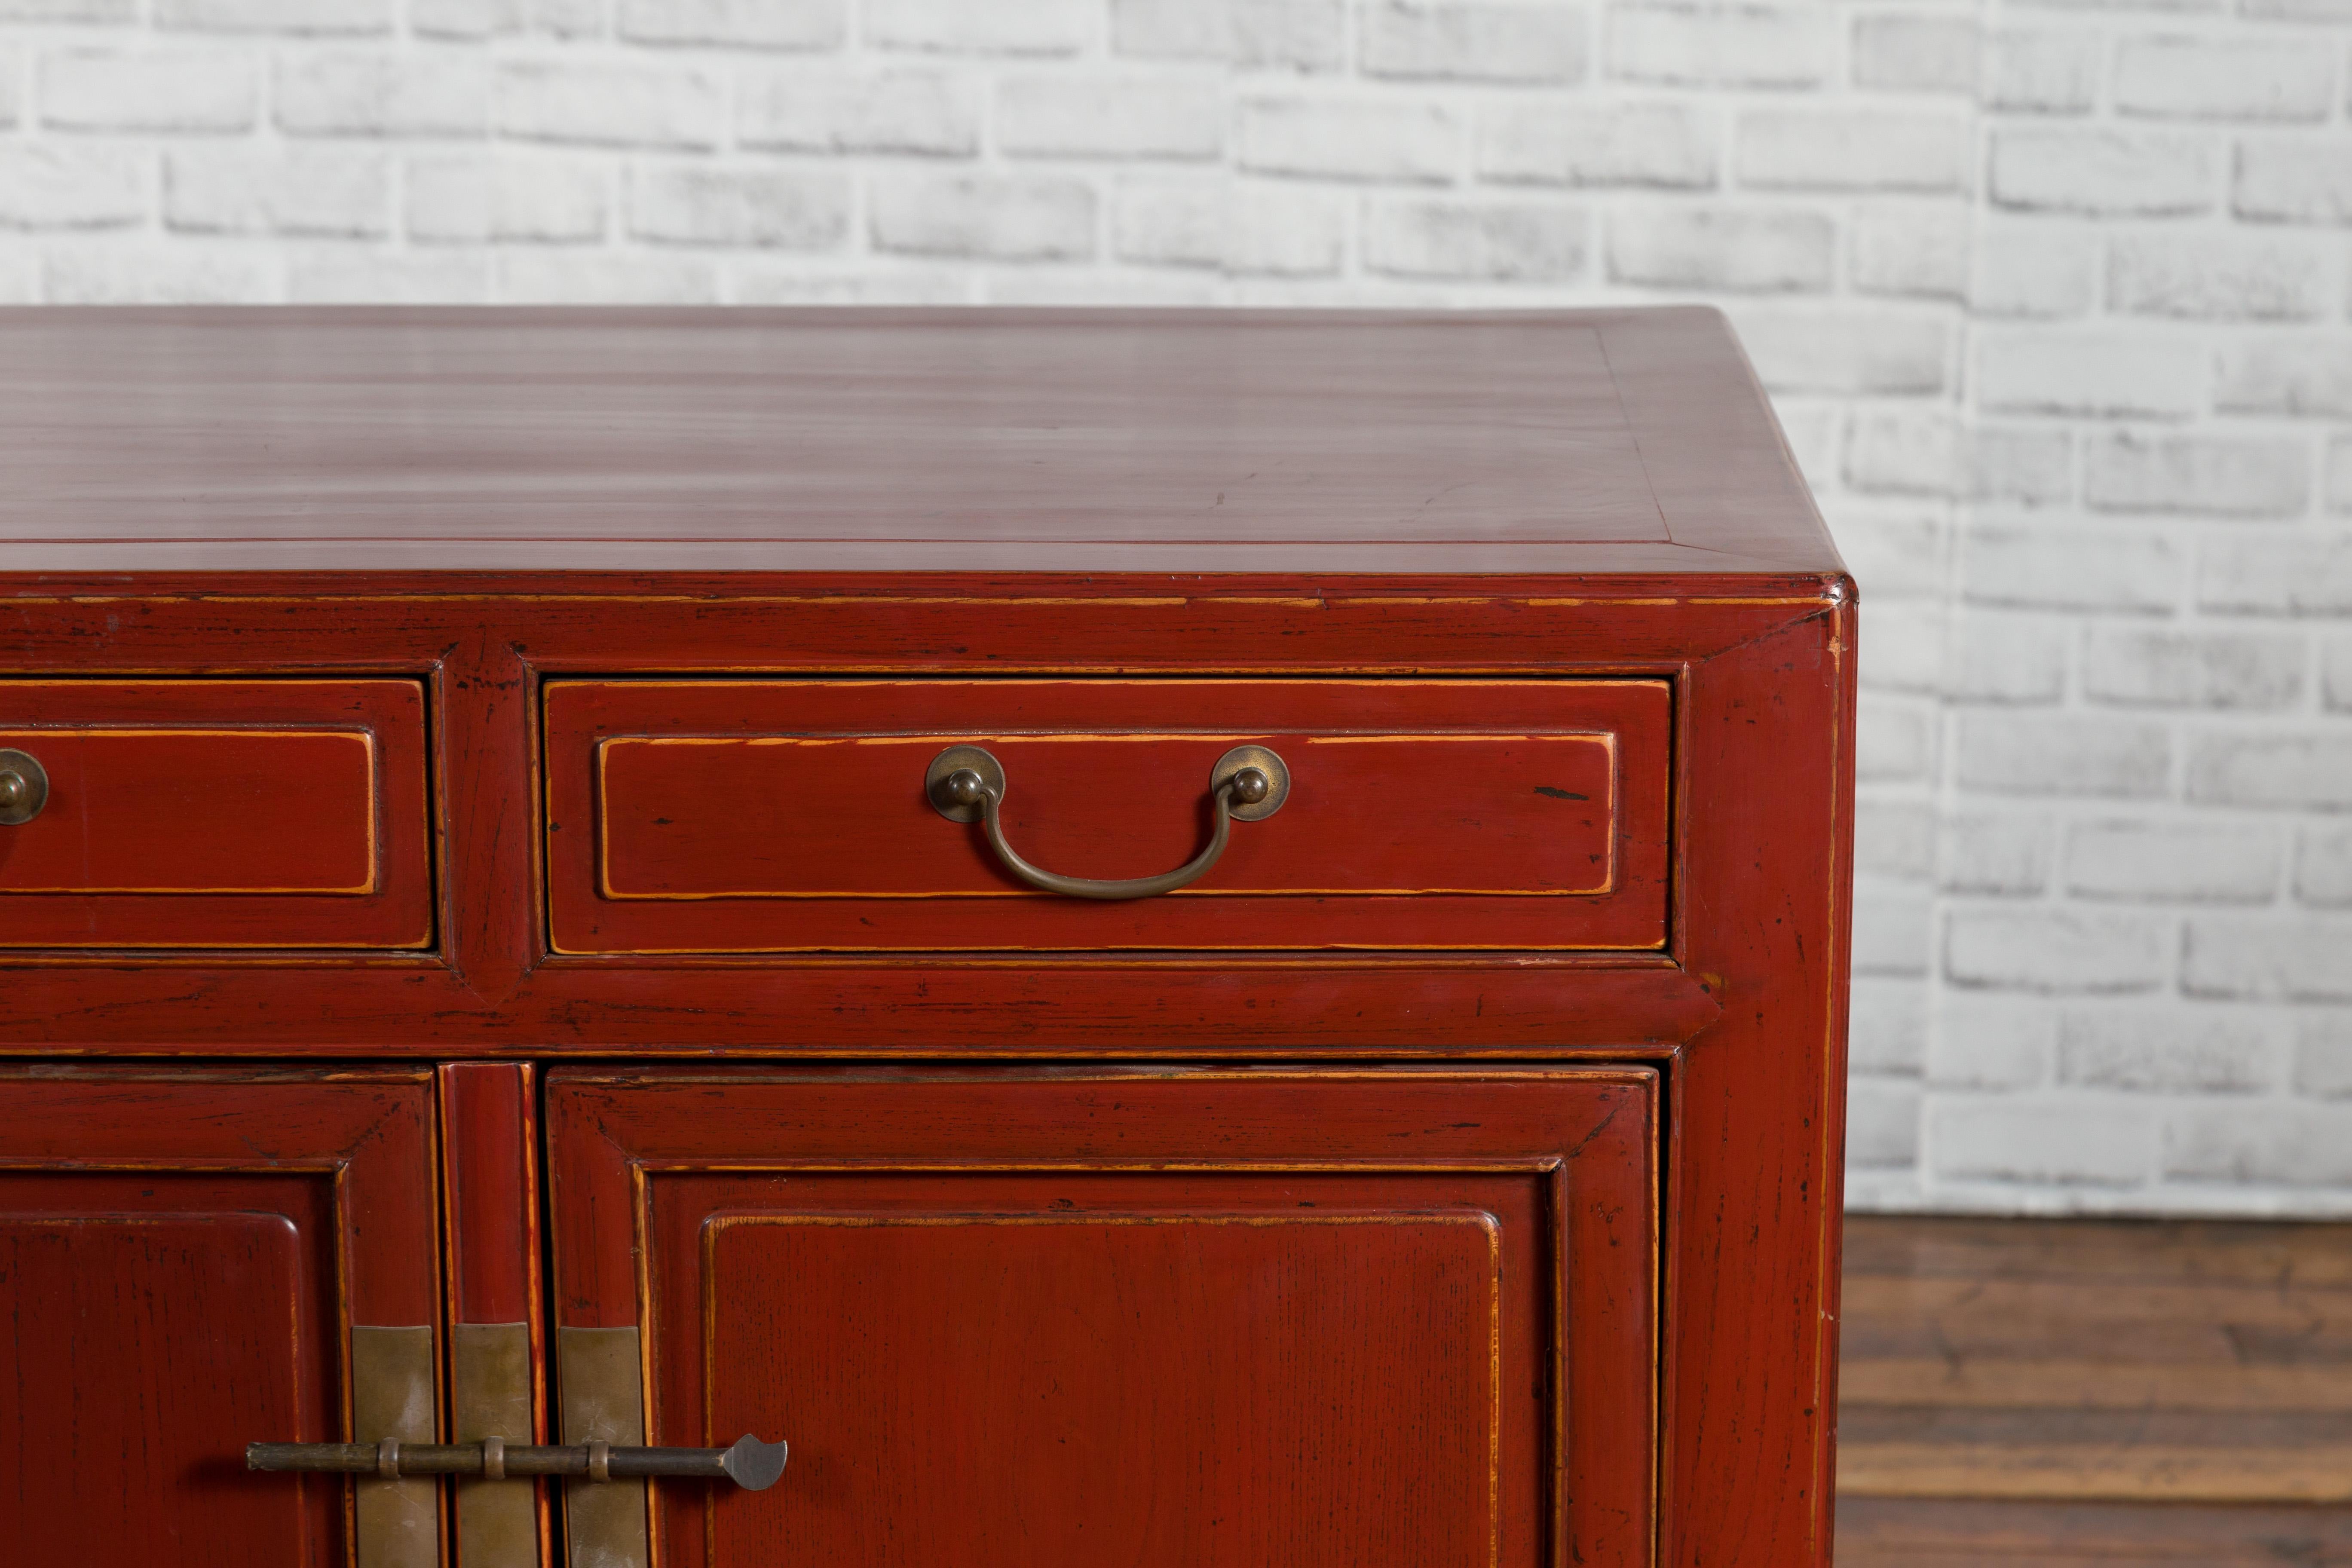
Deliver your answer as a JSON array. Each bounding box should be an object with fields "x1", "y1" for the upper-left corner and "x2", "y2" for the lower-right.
[{"x1": 352, "y1": 1324, "x2": 441, "y2": 1568}]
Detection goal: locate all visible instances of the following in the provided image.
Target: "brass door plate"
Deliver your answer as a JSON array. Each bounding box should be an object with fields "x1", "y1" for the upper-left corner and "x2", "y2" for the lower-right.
[
  {"x1": 352, "y1": 1324, "x2": 441, "y2": 1568},
  {"x1": 456, "y1": 1323, "x2": 540, "y2": 1568},
  {"x1": 558, "y1": 1326, "x2": 649, "y2": 1568}
]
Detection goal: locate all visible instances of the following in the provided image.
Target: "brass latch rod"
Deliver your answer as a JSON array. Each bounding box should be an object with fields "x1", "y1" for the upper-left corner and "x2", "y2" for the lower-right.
[{"x1": 247, "y1": 1434, "x2": 787, "y2": 1491}]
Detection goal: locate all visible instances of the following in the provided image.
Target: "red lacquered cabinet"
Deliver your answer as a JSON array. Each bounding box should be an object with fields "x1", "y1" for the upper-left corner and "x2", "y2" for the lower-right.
[{"x1": 0, "y1": 307, "x2": 1854, "y2": 1568}]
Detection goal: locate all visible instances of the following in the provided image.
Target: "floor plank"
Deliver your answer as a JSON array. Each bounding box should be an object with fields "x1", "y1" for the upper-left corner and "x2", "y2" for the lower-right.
[
  {"x1": 1842, "y1": 1442, "x2": 2352, "y2": 1504},
  {"x1": 1842, "y1": 1358, "x2": 2352, "y2": 1412},
  {"x1": 1843, "y1": 1218, "x2": 2352, "y2": 1292},
  {"x1": 1837, "y1": 1497, "x2": 2352, "y2": 1566},
  {"x1": 1840, "y1": 1216, "x2": 2352, "y2": 1503}
]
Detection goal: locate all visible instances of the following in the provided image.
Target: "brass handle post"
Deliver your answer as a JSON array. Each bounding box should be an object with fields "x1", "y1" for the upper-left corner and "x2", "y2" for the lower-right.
[
  {"x1": 246, "y1": 1435, "x2": 788, "y2": 1491},
  {"x1": 926, "y1": 744, "x2": 1289, "y2": 901},
  {"x1": 0, "y1": 748, "x2": 47, "y2": 825}
]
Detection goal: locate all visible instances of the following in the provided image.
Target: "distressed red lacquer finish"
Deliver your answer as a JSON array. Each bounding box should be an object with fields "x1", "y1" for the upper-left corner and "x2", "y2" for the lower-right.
[
  {"x1": 547, "y1": 1068, "x2": 1659, "y2": 1568},
  {"x1": 0, "y1": 679, "x2": 432, "y2": 949},
  {"x1": 548, "y1": 677, "x2": 1670, "y2": 952},
  {"x1": 0, "y1": 308, "x2": 1855, "y2": 1568},
  {"x1": 0, "y1": 1068, "x2": 442, "y2": 1564},
  {"x1": 440, "y1": 1064, "x2": 541, "y2": 1341},
  {"x1": 439, "y1": 1063, "x2": 553, "y2": 1568}
]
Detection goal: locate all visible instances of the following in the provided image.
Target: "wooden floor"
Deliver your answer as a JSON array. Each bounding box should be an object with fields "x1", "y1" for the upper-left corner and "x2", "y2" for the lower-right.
[{"x1": 1837, "y1": 1215, "x2": 2352, "y2": 1565}]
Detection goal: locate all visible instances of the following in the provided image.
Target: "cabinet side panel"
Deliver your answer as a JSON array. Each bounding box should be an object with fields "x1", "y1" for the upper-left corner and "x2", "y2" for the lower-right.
[{"x1": 1664, "y1": 606, "x2": 1853, "y2": 1568}]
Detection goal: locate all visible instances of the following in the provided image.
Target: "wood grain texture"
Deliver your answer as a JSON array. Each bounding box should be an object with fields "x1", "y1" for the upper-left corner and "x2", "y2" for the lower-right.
[
  {"x1": 439, "y1": 1063, "x2": 542, "y2": 1327},
  {"x1": 0, "y1": 578, "x2": 1851, "y2": 1563},
  {"x1": 0, "y1": 307, "x2": 1831, "y2": 576},
  {"x1": 0, "y1": 731, "x2": 375, "y2": 892},
  {"x1": 550, "y1": 677, "x2": 1669, "y2": 952},
  {"x1": 714, "y1": 1214, "x2": 1503, "y2": 1565},
  {"x1": 0, "y1": 679, "x2": 431, "y2": 949},
  {"x1": 1659, "y1": 601, "x2": 1854, "y2": 1567},
  {"x1": 440, "y1": 1064, "x2": 551, "y2": 1568},
  {"x1": 1, "y1": 1189, "x2": 330, "y2": 1565},
  {"x1": 0, "y1": 309, "x2": 1857, "y2": 1568},
  {"x1": 0, "y1": 1068, "x2": 442, "y2": 1563},
  {"x1": 0, "y1": 580, "x2": 1822, "y2": 1053},
  {"x1": 1836, "y1": 1498, "x2": 2352, "y2": 1567},
  {"x1": 545, "y1": 1067, "x2": 1660, "y2": 1568},
  {"x1": 1841, "y1": 1216, "x2": 2352, "y2": 1505}
]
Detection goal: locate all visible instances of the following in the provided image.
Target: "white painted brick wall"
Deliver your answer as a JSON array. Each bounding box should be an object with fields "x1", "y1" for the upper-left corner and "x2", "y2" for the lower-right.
[{"x1": 0, "y1": 0, "x2": 2347, "y2": 1215}]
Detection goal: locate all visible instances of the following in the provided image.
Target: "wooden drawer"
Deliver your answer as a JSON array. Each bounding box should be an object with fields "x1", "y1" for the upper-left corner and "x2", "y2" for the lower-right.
[
  {"x1": 545, "y1": 678, "x2": 1671, "y2": 953},
  {"x1": 0, "y1": 680, "x2": 432, "y2": 949}
]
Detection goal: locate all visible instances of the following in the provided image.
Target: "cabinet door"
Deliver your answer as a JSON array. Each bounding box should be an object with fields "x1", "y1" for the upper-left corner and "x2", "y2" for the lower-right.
[
  {"x1": 0, "y1": 1068, "x2": 443, "y2": 1567},
  {"x1": 548, "y1": 1068, "x2": 1657, "y2": 1568}
]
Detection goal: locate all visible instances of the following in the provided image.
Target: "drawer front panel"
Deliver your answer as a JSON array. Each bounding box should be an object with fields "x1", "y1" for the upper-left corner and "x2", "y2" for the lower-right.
[
  {"x1": 547, "y1": 678, "x2": 1669, "y2": 952},
  {"x1": 0, "y1": 681, "x2": 432, "y2": 949}
]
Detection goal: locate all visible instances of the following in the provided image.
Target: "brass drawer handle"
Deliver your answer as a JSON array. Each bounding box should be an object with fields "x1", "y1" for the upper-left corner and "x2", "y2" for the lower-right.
[
  {"x1": 246, "y1": 1433, "x2": 788, "y2": 1491},
  {"x1": 0, "y1": 748, "x2": 46, "y2": 825},
  {"x1": 927, "y1": 743, "x2": 1289, "y2": 901}
]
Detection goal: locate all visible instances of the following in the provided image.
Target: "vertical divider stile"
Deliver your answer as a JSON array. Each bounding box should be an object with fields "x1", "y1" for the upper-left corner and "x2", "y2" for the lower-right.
[{"x1": 439, "y1": 1064, "x2": 551, "y2": 1568}]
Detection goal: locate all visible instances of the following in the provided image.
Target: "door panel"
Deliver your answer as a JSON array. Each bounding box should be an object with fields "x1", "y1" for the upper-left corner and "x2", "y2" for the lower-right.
[
  {"x1": 0, "y1": 1068, "x2": 444, "y2": 1566},
  {"x1": 548, "y1": 1068, "x2": 1658, "y2": 1568},
  {"x1": 707, "y1": 1187, "x2": 1504, "y2": 1565},
  {"x1": 2, "y1": 1176, "x2": 332, "y2": 1565}
]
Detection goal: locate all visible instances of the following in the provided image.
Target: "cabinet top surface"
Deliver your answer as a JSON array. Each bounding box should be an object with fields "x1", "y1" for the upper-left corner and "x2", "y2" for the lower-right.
[{"x1": 0, "y1": 304, "x2": 1838, "y2": 579}]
